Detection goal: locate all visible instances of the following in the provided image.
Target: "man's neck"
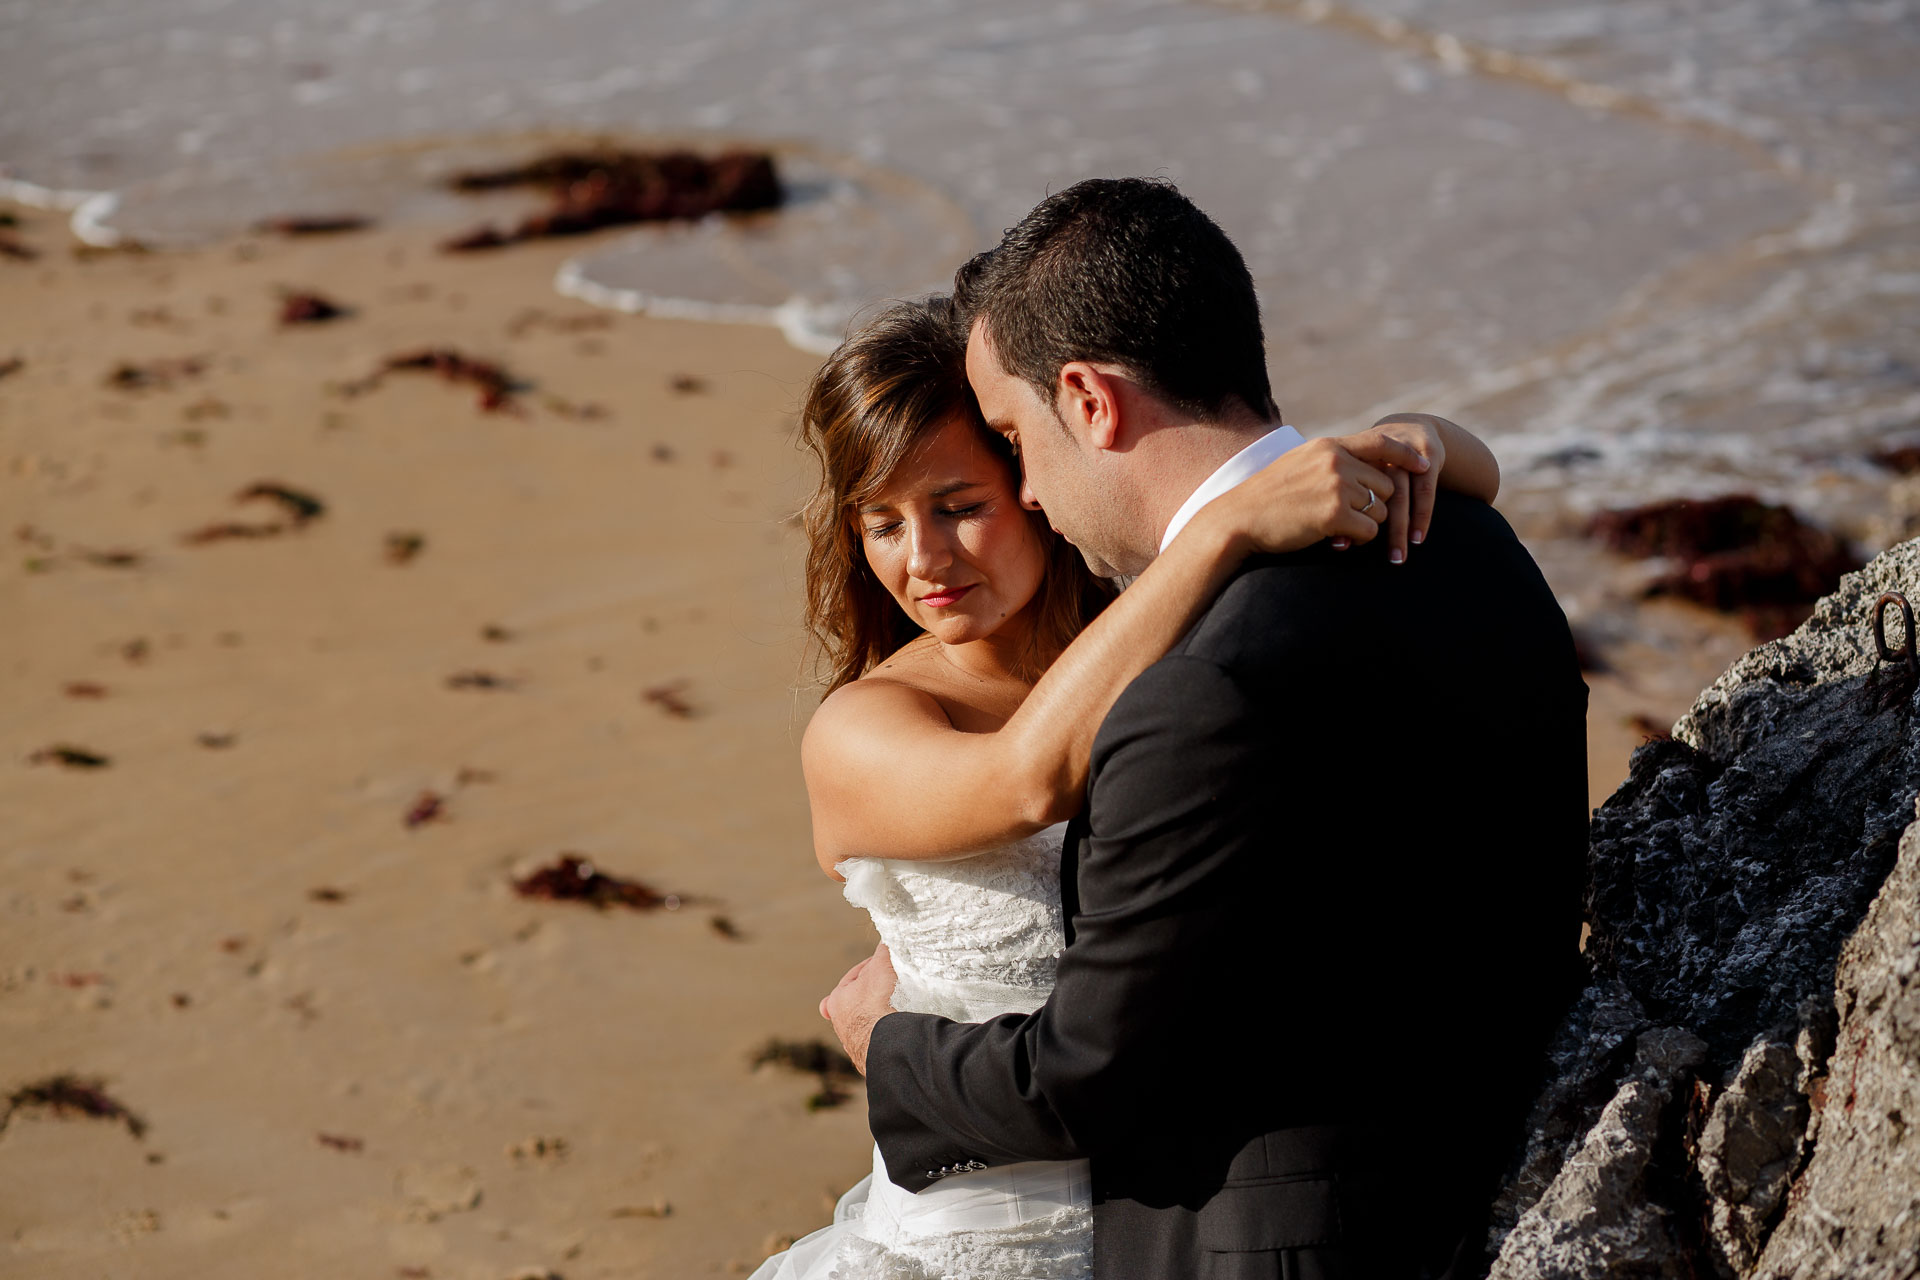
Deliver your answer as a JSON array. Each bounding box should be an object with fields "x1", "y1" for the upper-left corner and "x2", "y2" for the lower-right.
[{"x1": 1138, "y1": 417, "x2": 1275, "y2": 559}]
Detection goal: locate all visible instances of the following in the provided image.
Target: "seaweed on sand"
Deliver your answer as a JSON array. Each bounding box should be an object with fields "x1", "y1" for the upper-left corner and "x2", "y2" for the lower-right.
[
  {"x1": 104, "y1": 357, "x2": 205, "y2": 391},
  {"x1": 27, "y1": 744, "x2": 111, "y2": 768},
  {"x1": 512, "y1": 854, "x2": 684, "y2": 912},
  {"x1": 750, "y1": 1039, "x2": 861, "y2": 1111},
  {"x1": 445, "y1": 669, "x2": 515, "y2": 690},
  {"x1": 1, "y1": 1075, "x2": 146, "y2": 1139},
  {"x1": 403, "y1": 790, "x2": 445, "y2": 828},
  {"x1": 384, "y1": 531, "x2": 426, "y2": 564},
  {"x1": 278, "y1": 291, "x2": 351, "y2": 326},
  {"x1": 440, "y1": 148, "x2": 782, "y2": 252},
  {"x1": 181, "y1": 481, "x2": 326, "y2": 544},
  {"x1": 343, "y1": 348, "x2": 525, "y2": 413},
  {"x1": 642, "y1": 680, "x2": 697, "y2": 719},
  {"x1": 253, "y1": 214, "x2": 373, "y2": 236}
]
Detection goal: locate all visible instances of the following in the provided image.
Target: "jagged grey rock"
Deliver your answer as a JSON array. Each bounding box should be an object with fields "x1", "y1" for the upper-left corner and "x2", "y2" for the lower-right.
[
  {"x1": 1489, "y1": 981, "x2": 1651, "y2": 1239},
  {"x1": 1488, "y1": 1030, "x2": 1706, "y2": 1280},
  {"x1": 1487, "y1": 536, "x2": 1920, "y2": 1276},
  {"x1": 1751, "y1": 802, "x2": 1920, "y2": 1279},
  {"x1": 1696, "y1": 1036, "x2": 1812, "y2": 1272}
]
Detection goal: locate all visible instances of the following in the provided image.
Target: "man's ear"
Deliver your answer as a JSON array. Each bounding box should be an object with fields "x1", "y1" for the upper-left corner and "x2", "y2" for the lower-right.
[{"x1": 1056, "y1": 362, "x2": 1122, "y2": 450}]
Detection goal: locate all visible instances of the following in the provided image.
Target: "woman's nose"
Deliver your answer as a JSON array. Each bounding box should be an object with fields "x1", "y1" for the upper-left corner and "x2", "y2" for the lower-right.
[{"x1": 906, "y1": 521, "x2": 954, "y2": 580}]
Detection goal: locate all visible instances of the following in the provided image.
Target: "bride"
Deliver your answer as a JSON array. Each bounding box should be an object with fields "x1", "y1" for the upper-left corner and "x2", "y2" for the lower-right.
[{"x1": 752, "y1": 296, "x2": 1498, "y2": 1278}]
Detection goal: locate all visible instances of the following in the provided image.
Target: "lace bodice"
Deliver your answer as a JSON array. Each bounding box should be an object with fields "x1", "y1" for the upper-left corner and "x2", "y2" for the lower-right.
[{"x1": 837, "y1": 823, "x2": 1071, "y2": 1024}]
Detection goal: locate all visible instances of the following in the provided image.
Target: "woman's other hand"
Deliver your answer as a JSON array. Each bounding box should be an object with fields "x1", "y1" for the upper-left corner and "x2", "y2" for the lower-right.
[
  {"x1": 1336, "y1": 413, "x2": 1501, "y2": 561},
  {"x1": 1331, "y1": 414, "x2": 1454, "y2": 561}
]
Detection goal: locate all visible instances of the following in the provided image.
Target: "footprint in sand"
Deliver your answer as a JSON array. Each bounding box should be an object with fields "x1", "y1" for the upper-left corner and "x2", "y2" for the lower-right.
[{"x1": 395, "y1": 1163, "x2": 482, "y2": 1223}]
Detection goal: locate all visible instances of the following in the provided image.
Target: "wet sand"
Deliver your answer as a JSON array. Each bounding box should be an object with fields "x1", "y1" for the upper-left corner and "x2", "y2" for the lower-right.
[{"x1": 4, "y1": 201, "x2": 1731, "y2": 1276}]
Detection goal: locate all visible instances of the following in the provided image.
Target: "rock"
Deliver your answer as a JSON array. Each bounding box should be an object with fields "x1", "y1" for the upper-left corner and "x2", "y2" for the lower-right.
[
  {"x1": 1751, "y1": 804, "x2": 1920, "y2": 1279},
  {"x1": 1488, "y1": 981, "x2": 1652, "y2": 1237},
  {"x1": 1487, "y1": 536, "x2": 1920, "y2": 1276},
  {"x1": 1488, "y1": 1029, "x2": 1706, "y2": 1280},
  {"x1": 1695, "y1": 1028, "x2": 1822, "y2": 1272}
]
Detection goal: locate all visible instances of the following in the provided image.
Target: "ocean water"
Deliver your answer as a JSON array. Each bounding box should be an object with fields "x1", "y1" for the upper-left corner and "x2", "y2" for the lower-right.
[{"x1": 2, "y1": 0, "x2": 1916, "y2": 551}]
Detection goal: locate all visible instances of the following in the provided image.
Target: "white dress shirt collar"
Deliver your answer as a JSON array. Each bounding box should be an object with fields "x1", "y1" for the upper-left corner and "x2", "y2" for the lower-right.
[{"x1": 1158, "y1": 424, "x2": 1307, "y2": 553}]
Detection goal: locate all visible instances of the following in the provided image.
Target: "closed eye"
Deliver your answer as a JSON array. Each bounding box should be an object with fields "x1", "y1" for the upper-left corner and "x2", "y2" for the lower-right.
[{"x1": 859, "y1": 499, "x2": 987, "y2": 541}]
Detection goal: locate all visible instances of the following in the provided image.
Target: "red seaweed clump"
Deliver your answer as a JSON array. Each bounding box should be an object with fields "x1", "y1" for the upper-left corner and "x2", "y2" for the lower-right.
[
  {"x1": 750, "y1": 1038, "x2": 860, "y2": 1111},
  {"x1": 1587, "y1": 495, "x2": 1863, "y2": 639},
  {"x1": 278, "y1": 291, "x2": 350, "y2": 326},
  {"x1": 444, "y1": 669, "x2": 515, "y2": 690},
  {"x1": 1871, "y1": 443, "x2": 1920, "y2": 475},
  {"x1": 253, "y1": 215, "x2": 373, "y2": 236},
  {"x1": 105, "y1": 357, "x2": 205, "y2": 391},
  {"x1": 403, "y1": 789, "x2": 445, "y2": 828},
  {"x1": 1, "y1": 1075, "x2": 146, "y2": 1139},
  {"x1": 181, "y1": 481, "x2": 326, "y2": 545},
  {"x1": 642, "y1": 680, "x2": 697, "y2": 719},
  {"x1": 346, "y1": 348, "x2": 523, "y2": 413},
  {"x1": 27, "y1": 744, "x2": 111, "y2": 768},
  {"x1": 512, "y1": 854, "x2": 682, "y2": 912},
  {"x1": 440, "y1": 149, "x2": 782, "y2": 252}
]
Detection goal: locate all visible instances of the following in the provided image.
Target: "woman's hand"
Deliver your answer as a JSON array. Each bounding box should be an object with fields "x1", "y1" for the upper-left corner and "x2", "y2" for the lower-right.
[
  {"x1": 1334, "y1": 413, "x2": 1500, "y2": 560},
  {"x1": 1196, "y1": 435, "x2": 1427, "y2": 557},
  {"x1": 1331, "y1": 415, "x2": 1451, "y2": 560}
]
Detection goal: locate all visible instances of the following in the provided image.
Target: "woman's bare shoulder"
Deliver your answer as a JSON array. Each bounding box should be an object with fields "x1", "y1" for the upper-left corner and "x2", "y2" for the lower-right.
[{"x1": 804, "y1": 639, "x2": 953, "y2": 751}]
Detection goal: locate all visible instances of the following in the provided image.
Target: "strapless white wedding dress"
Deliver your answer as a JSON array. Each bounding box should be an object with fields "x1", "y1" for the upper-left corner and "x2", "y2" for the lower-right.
[{"x1": 750, "y1": 823, "x2": 1093, "y2": 1279}]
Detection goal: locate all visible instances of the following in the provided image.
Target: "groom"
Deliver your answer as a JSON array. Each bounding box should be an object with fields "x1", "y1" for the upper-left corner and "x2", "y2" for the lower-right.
[{"x1": 824, "y1": 178, "x2": 1590, "y2": 1278}]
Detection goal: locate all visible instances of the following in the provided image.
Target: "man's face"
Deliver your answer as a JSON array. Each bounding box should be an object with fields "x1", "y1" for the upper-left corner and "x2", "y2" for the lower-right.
[{"x1": 965, "y1": 319, "x2": 1127, "y2": 578}]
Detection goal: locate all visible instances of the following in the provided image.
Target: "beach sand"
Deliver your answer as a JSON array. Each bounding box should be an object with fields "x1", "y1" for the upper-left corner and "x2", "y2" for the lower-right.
[
  {"x1": 2, "y1": 203, "x2": 1726, "y2": 1277},
  {"x1": 2, "y1": 205, "x2": 877, "y2": 1279}
]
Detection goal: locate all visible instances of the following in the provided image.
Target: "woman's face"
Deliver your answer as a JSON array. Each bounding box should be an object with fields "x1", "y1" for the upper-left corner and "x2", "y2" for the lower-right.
[{"x1": 856, "y1": 412, "x2": 1048, "y2": 648}]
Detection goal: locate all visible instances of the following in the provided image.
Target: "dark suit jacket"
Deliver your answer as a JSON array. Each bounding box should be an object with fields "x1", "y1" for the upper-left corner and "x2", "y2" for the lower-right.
[{"x1": 866, "y1": 493, "x2": 1590, "y2": 1279}]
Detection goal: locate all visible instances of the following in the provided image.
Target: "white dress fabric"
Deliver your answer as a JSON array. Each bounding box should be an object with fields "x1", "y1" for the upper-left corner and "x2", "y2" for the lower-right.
[{"x1": 750, "y1": 822, "x2": 1093, "y2": 1279}]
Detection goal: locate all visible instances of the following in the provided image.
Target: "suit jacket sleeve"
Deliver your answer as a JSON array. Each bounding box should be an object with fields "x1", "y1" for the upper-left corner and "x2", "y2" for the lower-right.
[{"x1": 865, "y1": 653, "x2": 1266, "y2": 1192}]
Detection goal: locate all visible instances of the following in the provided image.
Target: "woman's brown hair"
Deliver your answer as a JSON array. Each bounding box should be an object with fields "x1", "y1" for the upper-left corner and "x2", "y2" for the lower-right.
[{"x1": 799, "y1": 296, "x2": 1113, "y2": 693}]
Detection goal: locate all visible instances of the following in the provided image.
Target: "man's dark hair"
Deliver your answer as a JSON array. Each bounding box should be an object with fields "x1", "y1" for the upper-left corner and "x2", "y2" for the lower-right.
[{"x1": 952, "y1": 177, "x2": 1278, "y2": 424}]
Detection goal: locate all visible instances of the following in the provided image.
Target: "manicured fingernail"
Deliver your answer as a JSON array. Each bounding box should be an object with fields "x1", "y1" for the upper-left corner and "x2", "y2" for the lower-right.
[
  {"x1": 1390, "y1": 548, "x2": 1405, "y2": 564},
  {"x1": 1332, "y1": 538, "x2": 1350, "y2": 550},
  {"x1": 1411, "y1": 529, "x2": 1425, "y2": 544}
]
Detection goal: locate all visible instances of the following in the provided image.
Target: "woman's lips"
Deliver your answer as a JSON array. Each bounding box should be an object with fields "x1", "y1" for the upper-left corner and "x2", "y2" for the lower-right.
[{"x1": 919, "y1": 584, "x2": 975, "y2": 608}]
